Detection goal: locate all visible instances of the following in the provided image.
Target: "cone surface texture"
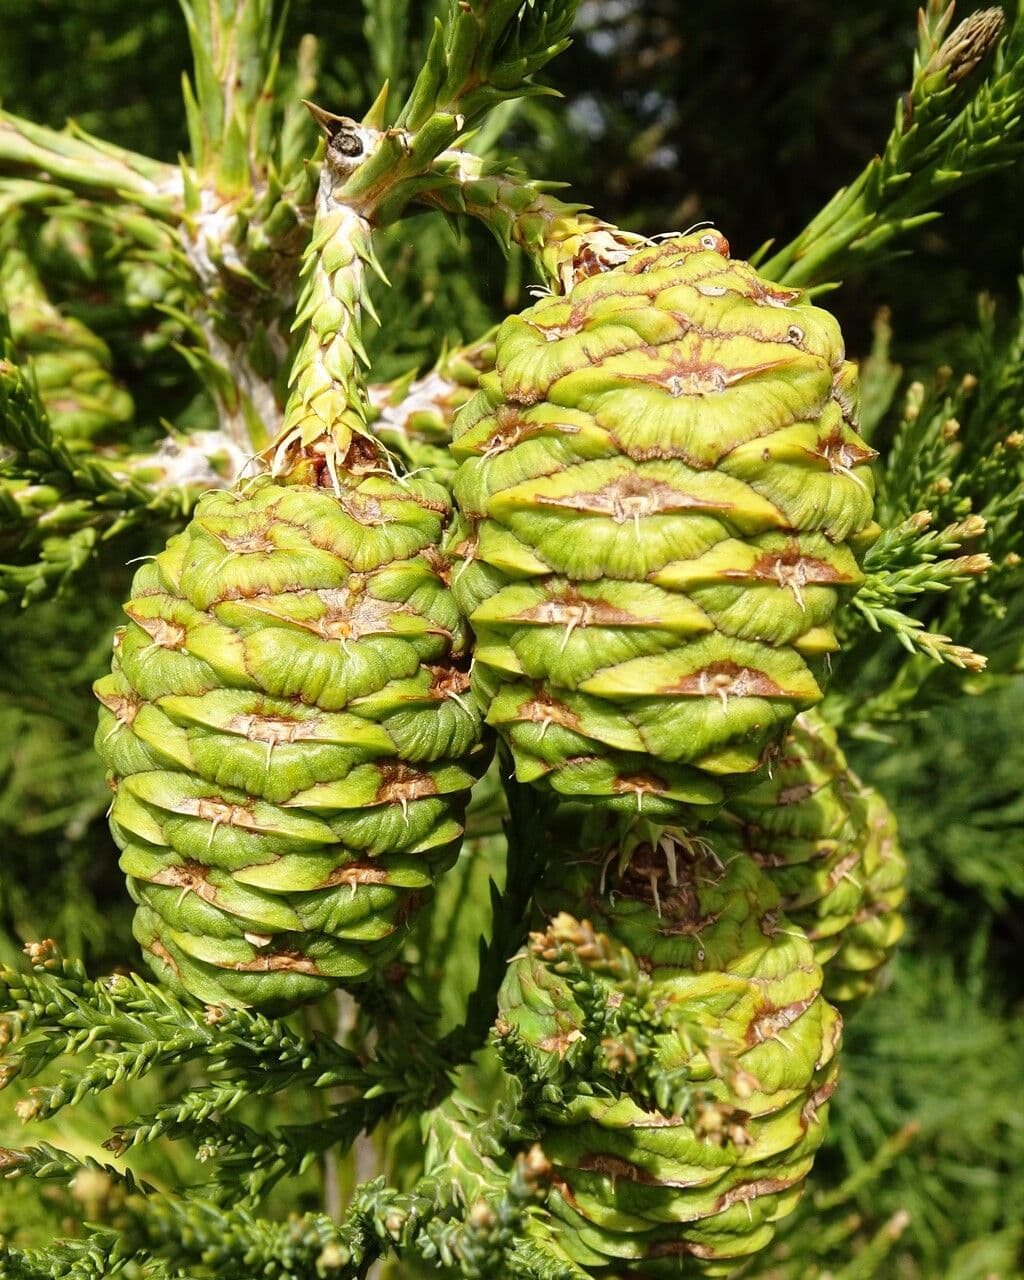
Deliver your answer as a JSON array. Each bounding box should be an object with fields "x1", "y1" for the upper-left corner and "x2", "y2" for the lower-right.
[
  {"x1": 498, "y1": 847, "x2": 842, "y2": 1274},
  {"x1": 714, "y1": 711, "x2": 906, "y2": 996},
  {"x1": 825, "y1": 788, "x2": 906, "y2": 1004},
  {"x1": 96, "y1": 477, "x2": 484, "y2": 1009},
  {"x1": 450, "y1": 230, "x2": 877, "y2": 821}
]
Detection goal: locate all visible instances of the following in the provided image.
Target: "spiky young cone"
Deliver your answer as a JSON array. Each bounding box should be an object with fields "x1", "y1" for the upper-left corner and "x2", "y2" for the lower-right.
[
  {"x1": 449, "y1": 230, "x2": 877, "y2": 825},
  {"x1": 824, "y1": 788, "x2": 906, "y2": 1006},
  {"x1": 95, "y1": 109, "x2": 486, "y2": 1010},
  {"x1": 496, "y1": 846, "x2": 841, "y2": 1276}
]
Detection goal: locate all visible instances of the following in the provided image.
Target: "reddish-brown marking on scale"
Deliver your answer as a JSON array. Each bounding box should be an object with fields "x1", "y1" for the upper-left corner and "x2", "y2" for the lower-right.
[
  {"x1": 538, "y1": 1027, "x2": 585, "y2": 1057},
  {"x1": 575, "y1": 1153, "x2": 662, "y2": 1185},
  {"x1": 373, "y1": 762, "x2": 437, "y2": 805},
  {"x1": 550, "y1": 1176, "x2": 585, "y2": 1214},
  {"x1": 228, "y1": 713, "x2": 319, "y2": 745},
  {"x1": 660, "y1": 660, "x2": 788, "y2": 700},
  {"x1": 620, "y1": 846, "x2": 725, "y2": 935},
  {"x1": 853, "y1": 897, "x2": 898, "y2": 925},
  {"x1": 193, "y1": 797, "x2": 259, "y2": 830},
  {"x1": 831, "y1": 366, "x2": 860, "y2": 421},
  {"x1": 746, "y1": 995, "x2": 817, "y2": 1047},
  {"x1": 623, "y1": 1109, "x2": 678, "y2": 1129},
  {"x1": 421, "y1": 543, "x2": 452, "y2": 584},
  {"x1": 149, "y1": 938, "x2": 179, "y2": 976},
  {"x1": 341, "y1": 434, "x2": 385, "y2": 475},
  {"x1": 760, "y1": 907, "x2": 784, "y2": 939},
  {"x1": 336, "y1": 489, "x2": 391, "y2": 526},
  {"x1": 96, "y1": 689, "x2": 141, "y2": 725},
  {"x1": 233, "y1": 949, "x2": 321, "y2": 974},
  {"x1": 534, "y1": 473, "x2": 736, "y2": 520},
  {"x1": 626, "y1": 232, "x2": 732, "y2": 276},
  {"x1": 451, "y1": 527, "x2": 479, "y2": 565},
  {"x1": 569, "y1": 238, "x2": 636, "y2": 282},
  {"x1": 314, "y1": 590, "x2": 411, "y2": 641},
  {"x1": 822, "y1": 1008, "x2": 844, "y2": 1061},
  {"x1": 874, "y1": 824, "x2": 897, "y2": 862},
  {"x1": 814, "y1": 427, "x2": 877, "y2": 471},
  {"x1": 238, "y1": 585, "x2": 420, "y2": 643},
  {"x1": 393, "y1": 889, "x2": 425, "y2": 927},
  {"x1": 324, "y1": 862, "x2": 389, "y2": 887},
  {"x1": 647, "y1": 1239, "x2": 717, "y2": 1260},
  {"x1": 426, "y1": 666, "x2": 472, "y2": 699},
  {"x1": 802, "y1": 1075, "x2": 839, "y2": 1126},
  {"x1": 822, "y1": 848, "x2": 861, "y2": 892},
  {"x1": 709, "y1": 1174, "x2": 803, "y2": 1213},
  {"x1": 209, "y1": 529, "x2": 277, "y2": 555},
  {"x1": 746, "y1": 548, "x2": 849, "y2": 585},
  {"x1": 150, "y1": 860, "x2": 218, "y2": 904},
  {"x1": 505, "y1": 382, "x2": 543, "y2": 407},
  {"x1": 658, "y1": 900, "x2": 723, "y2": 938},
  {"x1": 644, "y1": 354, "x2": 801, "y2": 398},
  {"x1": 527, "y1": 309, "x2": 588, "y2": 342},
  {"x1": 518, "y1": 689, "x2": 583, "y2": 732},
  {"x1": 480, "y1": 406, "x2": 574, "y2": 456},
  {"x1": 507, "y1": 588, "x2": 643, "y2": 629},
  {"x1": 745, "y1": 838, "x2": 787, "y2": 870},
  {"x1": 610, "y1": 771, "x2": 670, "y2": 799},
  {"x1": 746, "y1": 278, "x2": 802, "y2": 309},
  {"x1": 776, "y1": 781, "x2": 818, "y2": 807},
  {"x1": 410, "y1": 490, "x2": 452, "y2": 517},
  {"x1": 125, "y1": 609, "x2": 187, "y2": 651}
]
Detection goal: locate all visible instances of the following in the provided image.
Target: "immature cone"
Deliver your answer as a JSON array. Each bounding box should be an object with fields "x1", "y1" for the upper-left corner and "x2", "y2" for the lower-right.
[
  {"x1": 0, "y1": 232, "x2": 133, "y2": 440},
  {"x1": 712, "y1": 711, "x2": 906, "y2": 997},
  {"x1": 497, "y1": 847, "x2": 841, "y2": 1275},
  {"x1": 716, "y1": 714, "x2": 860, "y2": 965},
  {"x1": 95, "y1": 106, "x2": 486, "y2": 1010},
  {"x1": 95, "y1": 477, "x2": 484, "y2": 1009},
  {"x1": 824, "y1": 789, "x2": 906, "y2": 1005},
  {"x1": 450, "y1": 230, "x2": 877, "y2": 822}
]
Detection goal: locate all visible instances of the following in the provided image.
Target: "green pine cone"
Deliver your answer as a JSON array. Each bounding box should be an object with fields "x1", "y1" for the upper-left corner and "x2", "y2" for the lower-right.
[
  {"x1": 95, "y1": 476, "x2": 487, "y2": 1010},
  {"x1": 450, "y1": 230, "x2": 877, "y2": 822},
  {"x1": 823, "y1": 788, "x2": 906, "y2": 1006},
  {"x1": 0, "y1": 236, "x2": 133, "y2": 440},
  {"x1": 497, "y1": 845, "x2": 841, "y2": 1275},
  {"x1": 713, "y1": 711, "x2": 906, "y2": 999}
]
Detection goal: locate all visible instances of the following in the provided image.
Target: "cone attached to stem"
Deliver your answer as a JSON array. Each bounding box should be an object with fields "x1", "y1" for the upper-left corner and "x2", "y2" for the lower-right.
[{"x1": 96, "y1": 105, "x2": 487, "y2": 1010}]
